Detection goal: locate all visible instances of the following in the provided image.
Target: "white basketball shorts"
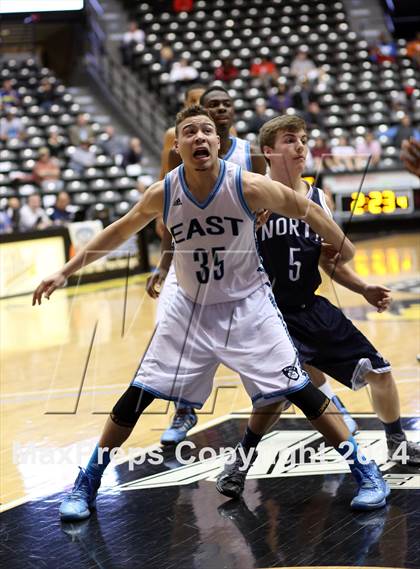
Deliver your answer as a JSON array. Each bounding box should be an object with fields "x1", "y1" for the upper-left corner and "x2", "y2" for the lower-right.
[
  {"x1": 156, "y1": 264, "x2": 178, "y2": 324},
  {"x1": 133, "y1": 283, "x2": 309, "y2": 408}
]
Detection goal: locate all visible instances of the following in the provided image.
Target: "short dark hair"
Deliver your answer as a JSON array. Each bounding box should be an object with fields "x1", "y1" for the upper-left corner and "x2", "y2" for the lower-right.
[
  {"x1": 184, "y1": 84, "x2": 207, "y2": 99},
  {"x1": 175, "y1": 105, "x2": 215, "y2": 135},
  {"x1": 200, "y1": 85, "x2": 231, "y2": 105}
]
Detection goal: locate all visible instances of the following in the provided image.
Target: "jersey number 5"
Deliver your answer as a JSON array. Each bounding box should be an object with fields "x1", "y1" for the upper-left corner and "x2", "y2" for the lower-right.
[
  {"x1": 289, "y1": 247, "x2": 302, "y2": 281},
  {"x1": 193, "y1": 247, "x2": 225, "y2": 284}
]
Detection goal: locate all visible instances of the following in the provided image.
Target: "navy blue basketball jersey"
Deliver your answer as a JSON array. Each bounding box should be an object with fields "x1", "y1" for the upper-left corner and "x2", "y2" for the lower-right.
[{"x1": 256, "y1": 185, "x2": 332, "y2": 309}]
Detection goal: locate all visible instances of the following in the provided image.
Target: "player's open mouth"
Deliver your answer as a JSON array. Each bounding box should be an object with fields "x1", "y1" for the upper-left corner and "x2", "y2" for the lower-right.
[{"x1": 193, "y1": 148, "x2": 210, "y2": 158}]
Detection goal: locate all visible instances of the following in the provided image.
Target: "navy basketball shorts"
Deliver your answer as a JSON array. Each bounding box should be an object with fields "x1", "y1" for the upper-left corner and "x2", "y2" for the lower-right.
[{"x1": 281, "y1": 295, "x2": 391, "y2": 390}]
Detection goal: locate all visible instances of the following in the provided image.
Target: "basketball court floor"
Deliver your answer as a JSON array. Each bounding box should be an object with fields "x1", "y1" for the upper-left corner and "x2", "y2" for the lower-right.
[{"x1": 1, "y1": 232, "x2": 419, "y2": 568}]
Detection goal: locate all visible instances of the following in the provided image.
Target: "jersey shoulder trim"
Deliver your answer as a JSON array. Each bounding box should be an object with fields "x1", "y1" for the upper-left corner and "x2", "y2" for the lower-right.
[
  {"x1": 245, "y1": 140, "x2": 252, "y2": 171},
  {"x1": 163, "y1": 173, "x2": 171, "y2": 224},
  {"x1": 179, "y1": 159, "x2": 226, "y2": 209},
  {"x1": 235, "y1": 166, "x2": 255, "y2": 221},
  {"x1": 315, "y1": 186, "x2": 333, "y2": 218},
  {"x1": 223, "y1": 136, "x2": 237, "y2": 161}
]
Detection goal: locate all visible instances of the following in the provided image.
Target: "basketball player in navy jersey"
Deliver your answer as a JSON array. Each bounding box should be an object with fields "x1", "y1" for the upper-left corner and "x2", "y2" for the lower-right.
[
  {"x1": 151, "y1": 86, "x2": 267, "y2": 445},
  {"x1": 34, "y1": 106, "x2": 389, "y2": 521},
  {"x1": 216, "y1": 114, "x2": 420, "y2": 500}
]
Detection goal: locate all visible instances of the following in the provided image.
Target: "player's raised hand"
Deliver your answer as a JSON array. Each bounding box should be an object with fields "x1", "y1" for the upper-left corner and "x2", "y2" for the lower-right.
[
  {"x1": 32, "y1": 271, "x2": 67, "y2": 305},
  {"x1": 146, "y1": 268, "x2": 167, "y2": 299},
  {"x1": 400, "y1": 138, "x2": 420, "y2": 177},
  {"x1": 362, "y1": 284, "x2": 392, "y2": 312}
]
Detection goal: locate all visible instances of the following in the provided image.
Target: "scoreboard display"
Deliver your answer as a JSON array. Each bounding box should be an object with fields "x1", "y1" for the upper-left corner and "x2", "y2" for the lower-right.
[
  {"x1": 340, "y1": 189, "x2": 414, "y2": 216},
  {"x1": 323, "y1": 170, "x2": 420, "y2": 223}
]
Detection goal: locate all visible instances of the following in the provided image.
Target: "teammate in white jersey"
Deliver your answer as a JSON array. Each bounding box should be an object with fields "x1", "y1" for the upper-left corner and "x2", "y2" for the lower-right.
[
  {"x1": 33, "y1": 106, "x2": 388, "y2": 521},
  {"x1": 152, "y1": 86, "x2": 267, "y2": 444}
]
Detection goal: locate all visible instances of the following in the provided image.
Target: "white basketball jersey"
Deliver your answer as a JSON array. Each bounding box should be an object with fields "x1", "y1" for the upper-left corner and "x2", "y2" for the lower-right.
[
  {"x1": 163, "y1": 160, "x2": 266, "y2": 305},
  {"x1": 223, "y1": 136, "x2": 252, "y2": 170}
]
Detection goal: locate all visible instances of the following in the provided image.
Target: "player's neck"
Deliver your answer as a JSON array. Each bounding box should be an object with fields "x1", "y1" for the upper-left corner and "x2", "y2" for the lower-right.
[
  {"x1": 183, "y1": 159, "x2": 221, "y2": 198},
  {"x1": 270, "y1": 166, "x2": 304, "y2": 193},
  {"x1": 218, "y1": 129, "x2": 232, "y2": 157}
]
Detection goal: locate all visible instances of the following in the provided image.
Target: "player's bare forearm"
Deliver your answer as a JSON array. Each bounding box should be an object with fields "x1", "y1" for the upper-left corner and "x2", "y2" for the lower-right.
[
  {"x1": 320, "y1": 255, "x2": 366, "y2": 294},
  {"x1": 63, "y1": 185, "x2": 163, "y2": 278},
  {"x1": 33, "y1": 183, "x2": 164, "y2": 305}
]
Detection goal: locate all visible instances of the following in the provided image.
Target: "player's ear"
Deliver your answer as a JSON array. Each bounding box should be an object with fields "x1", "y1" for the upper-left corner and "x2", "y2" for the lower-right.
[
  {"x1": 262, "y1": 145, "x2": 273, "y2": 162},
  {"x1": 174, "y1": 138, "x2": 180, "y2": 154},
  {"x1": 217, "y1": 135, "x2": 220, "y2": 150}
]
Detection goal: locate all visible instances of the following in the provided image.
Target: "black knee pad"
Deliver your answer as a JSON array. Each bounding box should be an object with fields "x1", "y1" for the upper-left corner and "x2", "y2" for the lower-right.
[
  {"x1": 110, "y1": 386, "x2": 155, "y2": 428},
  {"x1": 287, "y1": 382, "x2": 329, "y2": 420}
]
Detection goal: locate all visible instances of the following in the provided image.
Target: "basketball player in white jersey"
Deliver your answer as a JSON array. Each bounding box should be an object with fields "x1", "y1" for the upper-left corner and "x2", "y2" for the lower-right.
[
  {"x1": 152, "y1": 86, "x2": 267, "y2": 445},
  {"x1": 33, "y1": 106, "x2": 389, "y2": 521},
  {"x1": 152, "y1": 86, "x2": 358, "y2": 443}
]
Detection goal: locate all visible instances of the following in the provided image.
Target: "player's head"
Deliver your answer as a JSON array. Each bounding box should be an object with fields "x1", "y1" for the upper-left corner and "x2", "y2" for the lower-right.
[
  {"x1": 184, "y1": 84, "x2": 206, "y2": 108},
  {"x1": 259, "y1": 115, "x2": 308, "y2": 173},
  {"x1": 174, "y1": 105, "x2": 220, "y2": 170},
  {"x1": 200, "y1": 86, "x2": 234, "y2": 132}
]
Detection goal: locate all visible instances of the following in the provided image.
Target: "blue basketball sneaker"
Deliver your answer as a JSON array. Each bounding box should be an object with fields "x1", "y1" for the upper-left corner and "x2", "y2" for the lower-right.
[
  {"x1": 160, "y1": 407, "x2": 198, "y2": 445},
  {"x1": 331, "y1": 395, "x2": 358, "y2": 435},
  {"x1": 350, "y1": 461, "x2": 390, "y2": 510},
  {"x1": 59, "y1": 468, "x2": 101, "y2": 521}
]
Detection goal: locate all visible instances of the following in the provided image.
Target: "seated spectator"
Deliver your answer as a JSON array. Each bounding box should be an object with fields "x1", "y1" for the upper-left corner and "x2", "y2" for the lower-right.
[
  {"x1": 160, "y1": 43, "x2": 175, "y2": 73},
  {"x1": 311, "y1": 136, "x2": 335, "y2": 172},
  {"x1": 47, "y1": 127, "x2": 66, "y2": 157},
  {"x1": 51, "y1": 191, "x2": 73, "y2": 225},
  {"x1": 331, "y1": 136, "x2": 357, "y2": 171},
  {"x1": 370, "y1": 32, "x2": 397, "y2": 64},
  {"x1": 121, "y1": 21, "x2": 145, "y2": 66},
  {"x1": 0, "y1": 208, "x2": 12, "y2": 234},
  {"x1": 37, "y1": 77, "x2": 56, "y2": 111},
  {"x1": 303, "y1": 101, "x2": 325, "y2": 130},
  {"x1": 267, "y1": 83, "x2": 292, "y2": 113},
  {"x1": 169, "y1": 57, "x2": 198, "y2": 84},
  {"x1": 68, "y1": 113, "x2": 95, "y2": 146},
  {"x1": 250, "y1": 57, "x2": 277, "y2": 86},
  {"x1": 214, "y1": 58, "x2": 238, "y2": 82},
  {"x1": 5, "y1": 197, "x2": 21, "y2": 233},
  {"x1": 247, "y1": 101, "x2": 270, "y2": 133},
  {"x1": 19, "y1": 193, "x2": 51, "y2": 231},
  {"x1": 290, "y1": 49, "x2": 318, "y2": 81},
  {"x1": 123, "y1": 137, "x2": 143, "y2": 167},
  {"x1": 0, "y1": 79, "x2": 20, "y2": 109},
  {"x1": 394, "y1": 115, "x2": 420, "y2": 149},
  {"x1": 406, "y1": 32, "x2": 420, "y2": 68},
  {"x1": 69, "y1": 142, "x2": 96, "y2": 174},
  {"x1": 291, "y1": 78, "x2": 316, "y2": 110},
  {"x1": 101, "y1": 125, "x2": 126, "y2": 160},
  {"x1": 0, "y1": 107, "x2": 25, "y2": 141},
  {"x1": 32, "y1": 147, "x2": 62, "y2": 190},
  {"x1": 173, "y1": 0, "x2": 194, "y2": 11},
  {"x1": 355, "y1": 132, "x2": 382, "y2": 169}
]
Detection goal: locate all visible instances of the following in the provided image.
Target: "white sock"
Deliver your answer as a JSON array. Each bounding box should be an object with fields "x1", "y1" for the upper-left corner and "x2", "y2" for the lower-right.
[{"x1": 318, "y1": 381, "x2": 335, "y2": 400}]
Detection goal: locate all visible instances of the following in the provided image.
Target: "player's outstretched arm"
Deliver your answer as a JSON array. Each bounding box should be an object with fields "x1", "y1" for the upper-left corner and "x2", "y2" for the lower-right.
[
  {"x1": 33, "y1": 182, "x2": 164, "y2": 305},
  {"x1": 319, "y1": 244, "x2": 392, "y2": 312},
  {"x1": 243, "y1": 171, "x2": 355, "y2": 262}
]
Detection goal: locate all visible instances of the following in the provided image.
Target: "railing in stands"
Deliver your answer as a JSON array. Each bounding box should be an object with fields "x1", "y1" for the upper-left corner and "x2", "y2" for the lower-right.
[{"x1": 85, "y1": 0, "x2": 169, "y2": 157}]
